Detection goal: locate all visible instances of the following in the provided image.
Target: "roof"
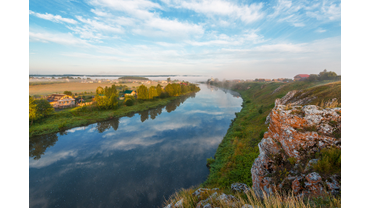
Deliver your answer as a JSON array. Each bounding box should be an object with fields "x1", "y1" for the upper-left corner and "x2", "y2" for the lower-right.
[
  {"x1": 295, "y1": 74, "x2": 310, "y2": 78},
  {"x1": 123, "y1": 90, "x2": 134, "y2": 94},
  {"x1": 46, "y1": 94, "x2": 67, "y2": 102}
]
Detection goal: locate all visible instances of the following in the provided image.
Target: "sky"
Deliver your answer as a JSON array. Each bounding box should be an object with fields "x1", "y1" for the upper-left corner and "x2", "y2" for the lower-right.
[{"x1": 29, "y1": 0, "x2": 341, "y2": 79}]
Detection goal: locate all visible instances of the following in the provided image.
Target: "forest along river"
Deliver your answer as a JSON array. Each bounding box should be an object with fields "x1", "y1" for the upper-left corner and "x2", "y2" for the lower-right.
[{"x1": 29, "y1": 84, "x2": 243, "y2": 208}]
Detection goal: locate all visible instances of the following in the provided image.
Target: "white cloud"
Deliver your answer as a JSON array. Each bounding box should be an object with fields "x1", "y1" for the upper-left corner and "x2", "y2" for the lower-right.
[
  {"x1": 306, "y1": 2, "x2": 341, "y2": 21},
  {"x1": 173, "y1": 0, "x2": 264, "y2": 23},
  {"x1": 29, "y1": 10, "x2": 77, "y2": 24},
  {"x1": 76, "y1": 16, "x2": 124, "y2": 33},
  {"x1": 29, "y1": 31, "x2": 92, "y2": 47},
  {"x1": 316, "y1": 28, "x2": 326, "y2": 33},
  {"x1": 88, "y1": 0, "x2": 204, "y2": 39}
]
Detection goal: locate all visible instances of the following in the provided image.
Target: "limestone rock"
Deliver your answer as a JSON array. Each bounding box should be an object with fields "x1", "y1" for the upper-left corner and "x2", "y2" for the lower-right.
[
  {"x1": 251, "y1": 102, "x2": 341, "y2": 197},
  {"x1": 304, "y1": 159, "x2": 318, "y2": 172},
  {"x1": 192, "y1": 188, "x2": 210, "y2": 198},
  {"x1": 164, "y1": 203, "x2": 173, "y2": 208},
  {"x1": 216, "y1": 193, "x2": 237, "y2": 203},
  {"x1": 203, "y1": 203, "x2": 212, "y2": 208},
  {"x1": 231, "y1": 183, "x2": 250, "y2": 193},
  {"x1": 174, "y1": 198, "x2": 183, "y2": 208}
]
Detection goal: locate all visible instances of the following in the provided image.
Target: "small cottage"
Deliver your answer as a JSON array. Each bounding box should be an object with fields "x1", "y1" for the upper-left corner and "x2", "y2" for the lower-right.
[
  {"x1": 47, "y1": 94, "x2": 75, "y2": 108},
  {"x1": 123, "y1": 90, "x2": 136, "y2": 96}
]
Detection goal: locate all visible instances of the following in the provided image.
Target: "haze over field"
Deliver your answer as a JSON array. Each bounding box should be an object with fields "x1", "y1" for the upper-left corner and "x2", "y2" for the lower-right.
[{"x1": 29, "y1": 0, "x2": 341, "y2": 79}]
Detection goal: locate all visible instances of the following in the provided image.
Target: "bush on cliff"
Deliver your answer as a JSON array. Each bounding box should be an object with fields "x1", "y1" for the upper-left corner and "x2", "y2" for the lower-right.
[{"x1": 313, "y1": 147, "x2": 341, "y2": 175}]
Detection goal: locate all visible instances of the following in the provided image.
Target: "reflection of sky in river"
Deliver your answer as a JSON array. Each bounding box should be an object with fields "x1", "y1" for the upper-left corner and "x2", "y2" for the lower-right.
[{"x1": 29, "y1": 84, "x2": 242, "y2": 208}]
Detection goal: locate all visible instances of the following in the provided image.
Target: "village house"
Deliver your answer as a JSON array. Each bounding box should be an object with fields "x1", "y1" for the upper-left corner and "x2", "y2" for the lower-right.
[
  {"x1": 294, "y1": 74, "x2": 310, "y2": 81},
  {"x1": 47, "y1": 94, "x2": 75, "y2": 108},
  {"x1": 123, "y1": 90, "x2": 136, "y2": 96}
]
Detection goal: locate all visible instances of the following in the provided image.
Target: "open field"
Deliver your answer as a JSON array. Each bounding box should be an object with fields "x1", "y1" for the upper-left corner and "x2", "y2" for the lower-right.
[{"x1": 29, "y1": 81, "x2": 166, "y2": 96}]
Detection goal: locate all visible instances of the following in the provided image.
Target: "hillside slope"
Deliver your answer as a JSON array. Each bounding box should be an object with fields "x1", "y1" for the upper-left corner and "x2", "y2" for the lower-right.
[{"x1": 204, "y1": 80, "x2": 341, "y2": 189}]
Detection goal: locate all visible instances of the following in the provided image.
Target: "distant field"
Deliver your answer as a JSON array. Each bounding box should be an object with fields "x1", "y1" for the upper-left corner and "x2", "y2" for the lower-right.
[{"x1": 29, "y1": 81, "x2": 165, "y2": 96}]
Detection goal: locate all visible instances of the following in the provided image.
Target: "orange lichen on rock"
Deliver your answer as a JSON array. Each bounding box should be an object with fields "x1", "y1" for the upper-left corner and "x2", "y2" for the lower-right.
[{"x1": 252, "y1": 102, "x2": 341, "y2": 197}]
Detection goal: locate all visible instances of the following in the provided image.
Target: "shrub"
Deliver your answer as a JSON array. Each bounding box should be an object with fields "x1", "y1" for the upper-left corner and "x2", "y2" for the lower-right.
[
  {"x1": 287, "y1": 157, "x2": 297, "y2": 165},
  {"x1": 125, "y1": 99, "x2": 134, "y2": 106},
  {"x1": 259, "y1": 131, "x2": 265, "y2": 139},
  {"x1": 313, "y1": 147, "x2": 341, "y2": 174},
  {"x1": 206, "y1": 158, "x2": 215, "y2": 168}
]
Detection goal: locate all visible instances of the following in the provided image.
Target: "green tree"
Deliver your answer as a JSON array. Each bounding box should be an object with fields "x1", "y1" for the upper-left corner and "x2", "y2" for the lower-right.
[
  {"x1": 148, "y1": 86, "x2": 158, "y2": 99},
  {"x1": 29, "y1": 98, "x2": 54, "y2": 124},
  {"x1": 96, "y1": 86, "x2": 104, "y2": 95},
  {"x1": 156, "y1": 84, "x2": 162, "y2": 96},
  {"x1": 63, "y1": 91, "x2": 72, "y2": 96},
  {"x1": 307, "y1": 74, "x2": 319, "y2": 82},
  {"x1": 165, "y1": 84, "x2": 175, "y2": 96},
  {"x1": 137, "y1": 85, "x2": 149, "y2": 99},
  {"x1": 167, "y1": 77, "x2": 171, "y2": 83},
  {"x1": 29, "y1": 96, "x2": 38, "y2": 125},
  {"x1": 35, "y1": 99, "x2": 54, "y2": 117},
  {"x1": 95, "y1": 85, "x2": 118, "y2": 110},
  {"x1": 125, "y1": 97, "x2": 134, "y2": 106},
  {"x1": 318, "y1": 69, "x2": 338, "y2": 80}
]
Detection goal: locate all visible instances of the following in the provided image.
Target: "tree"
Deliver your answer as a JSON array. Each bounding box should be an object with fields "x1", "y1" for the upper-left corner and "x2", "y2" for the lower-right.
[
  {"x1": 318, "y1": 69, "x2": 337, "y2": 80},
  {"x1": 125, "y1": 98, "x2": 134, "y2": 106},
  {"x1": 35, "y1": 99, "x2": 54, "y2": 117},
  {"x1": 307, "y1": 74, "x2": 319, "y2": 82},
  {"x1": 148, "y1": 86, "x2": 158, "y2": 99},
  {"x1": 167, "y1": 77, "x2": 171, "y2": 83},
  {"x1": 63, "y1": 91, "x2": 72, "y2": 96},
  {"x1": 95, "y1": 85, "x2": 118, "y2": 110},
  {"x1": 29, "y1": 97, "x2": 54, "y2": 124},
  {"x1": 96, "y1": 86, "x2": 104, "y2": 95},
  {"x1": 29, "y1": 96, "x2": 38, "y2": 125},
  {"x1": 137, "y1": 85, "x2": 149, "y2": 99},
  {"x1": 156, "y1": 84, "x2": 162, "y2": 96},
  {"x1": 165, "y1": 84, "x2": 175, "y2": 96}
]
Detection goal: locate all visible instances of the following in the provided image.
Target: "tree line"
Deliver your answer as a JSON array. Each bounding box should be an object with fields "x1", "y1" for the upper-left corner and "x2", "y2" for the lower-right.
[
  {"x1": 137, "y1": 83, "x2": 200, "y2": 100},
  {"x1": 307, "y1": 69, "x2": 340, "y2": 82}
]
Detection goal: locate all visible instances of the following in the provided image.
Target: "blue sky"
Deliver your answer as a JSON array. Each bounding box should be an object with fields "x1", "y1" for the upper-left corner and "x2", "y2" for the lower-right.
[{"x1": 29, "y1": 0, "x2": 341, "y2": 79}]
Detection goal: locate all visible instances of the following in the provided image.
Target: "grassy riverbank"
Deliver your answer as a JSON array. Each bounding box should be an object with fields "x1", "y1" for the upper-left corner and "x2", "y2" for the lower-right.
[
  {"x1": 29, "y1": 91, "x2": 198, "y2": 137},
  {"x1": 203, "y1": 80, "x2": 341, "y2": 189},
  {"x1": 162, "y1": 80, "x2": 341, "y2": 208}
]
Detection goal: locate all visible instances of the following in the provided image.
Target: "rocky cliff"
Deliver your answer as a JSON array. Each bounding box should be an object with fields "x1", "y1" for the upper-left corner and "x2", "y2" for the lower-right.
[{"x1": 251, "y1": 93, "x2": 341, "y2": 197}]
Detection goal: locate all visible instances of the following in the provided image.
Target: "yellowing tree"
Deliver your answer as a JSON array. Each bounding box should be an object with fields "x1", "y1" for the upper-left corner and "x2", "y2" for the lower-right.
[
  {"x1": 148, "y1": 86, "x2": 158, "y2": 99},
  {"x1": 137, "y1": 85, "x2": 149, "y2": 99}
]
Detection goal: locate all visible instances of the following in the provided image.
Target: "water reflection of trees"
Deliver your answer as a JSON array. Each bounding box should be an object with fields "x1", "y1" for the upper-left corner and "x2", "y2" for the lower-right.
[
  {"x1": 96, "y1": 117, "x2": 120, "y2": 133},
  {"x1": 138, "y1": 93, "x2": 196, "y2": 123},
  {"x1": 29, "y1": 133, "x2": 58, "y2": 160}
]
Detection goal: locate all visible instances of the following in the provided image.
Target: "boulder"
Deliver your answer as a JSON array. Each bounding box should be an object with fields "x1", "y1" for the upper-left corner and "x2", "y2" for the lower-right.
[
  {"x1": 251, "y1": 103, "x2": 341, "y2": 197},
  {"x1": 163, "y1": 204, "x2": 173, "y2": 208},
  {"x1": 174, "y1": 198, "x2": 183, "y2": 208},
  {"x1": 216, "y1": 193, "x2": 237, "y2": 203},
  {"x1": 231, "y1": 183, "x2": 250, "y2": 193},
  {"x1": 192, "y1": 188, "x2": 210, "y2": 198}
]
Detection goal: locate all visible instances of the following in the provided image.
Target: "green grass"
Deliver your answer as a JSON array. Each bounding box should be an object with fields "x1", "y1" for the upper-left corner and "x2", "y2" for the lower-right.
[
  {"x1": 29, "y1": 91, "x2": 199, "y2": 137},
  {"x1": 203, "y1": 80, "x2": 341, "y2": 189}
]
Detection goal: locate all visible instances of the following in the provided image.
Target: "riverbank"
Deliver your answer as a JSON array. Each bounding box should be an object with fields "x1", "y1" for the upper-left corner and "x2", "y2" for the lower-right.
[
  {"x1": 29, "y1": 90, "x2": 199, "y2": 137},
  {"x1": 163, "y1": 80, "x2": 341, "y2": 207},
  {"x1": 204, "y1": 80, "x2": 340, "y2": 188}
]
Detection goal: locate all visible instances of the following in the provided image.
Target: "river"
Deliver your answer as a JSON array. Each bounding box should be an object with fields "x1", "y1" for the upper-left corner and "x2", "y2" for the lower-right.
[{"x1": 29, "y1": 84, "x2": 242, "y2": 208}]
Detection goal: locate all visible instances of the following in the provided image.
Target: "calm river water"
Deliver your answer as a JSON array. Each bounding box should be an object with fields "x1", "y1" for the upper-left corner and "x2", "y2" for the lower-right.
[{"x1": 29, "y1": 84, "x2": 242, "y2": 208}]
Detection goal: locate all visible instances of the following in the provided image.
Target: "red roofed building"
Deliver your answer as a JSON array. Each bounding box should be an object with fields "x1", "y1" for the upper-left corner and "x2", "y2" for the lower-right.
[{"x1": 294, "y1": 74, "x2": 310, "y2": 81}]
